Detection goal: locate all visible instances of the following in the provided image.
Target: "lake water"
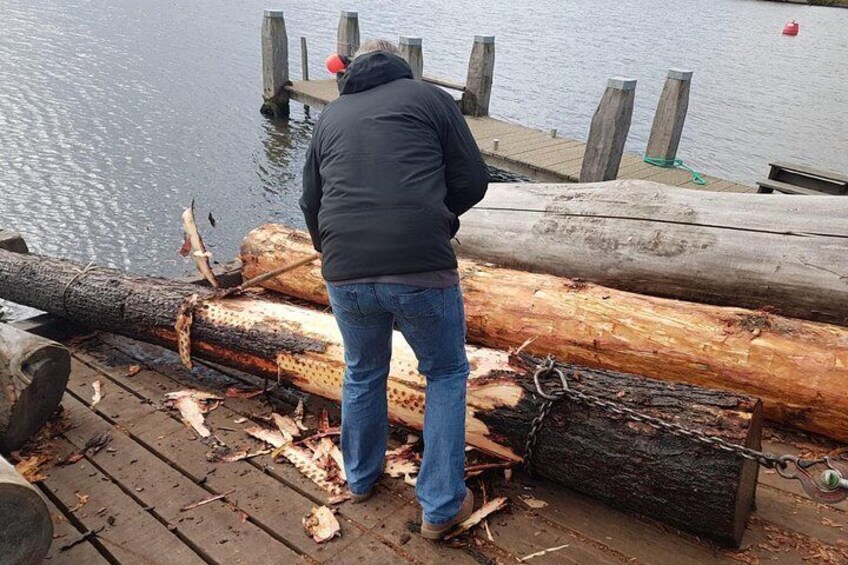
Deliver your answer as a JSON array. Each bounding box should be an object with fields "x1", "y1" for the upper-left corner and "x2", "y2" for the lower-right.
[{"x1": 1, "y1": 0, "x2": 846, "y2": 319}]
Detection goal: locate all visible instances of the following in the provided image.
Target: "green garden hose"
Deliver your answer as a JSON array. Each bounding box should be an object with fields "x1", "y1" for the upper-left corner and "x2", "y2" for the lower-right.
[{"x1": 643, "y1": 156, "x2": 706, "y2": 185}]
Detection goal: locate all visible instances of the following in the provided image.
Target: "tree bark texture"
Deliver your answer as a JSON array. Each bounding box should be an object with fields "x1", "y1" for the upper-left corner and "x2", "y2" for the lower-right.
[
  {"x1": 240, "y1": 224, "x2": 848, "y2": 443},
  {"x1": 0, "y1": 248, "x2": 763, "y2": 546},
  {"x1": 0, "y1": 323, "x2": 70, "y2": 452},
  {"x1": 456, "y1": 180, "x2": 848, "y2": 326}
]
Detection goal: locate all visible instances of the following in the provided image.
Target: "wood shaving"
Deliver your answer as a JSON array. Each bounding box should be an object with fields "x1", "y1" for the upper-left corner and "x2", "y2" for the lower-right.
[
  {"x1": 226, "y1": 387, "x2": 264, "y2": 399},
  {"x1": 519, "y1": 543, "x2": 570, "y2": 562},
  {"x1": 126, "y1": 365, "x2": 141, "y2": 377},
  {"x1": 70, "y1": 492, "x2": 89, "y2": 513},
  {"x1": 245, "y1": 426, "x2": 291, "y2": 448},
  {"x1": 271, "y1": 413, "x2": 301, "y2": 438},
  {"x1": 293, "y1": 399, "x2": 308, "y2": 431},
  {"x1": 445, "y1": 497, "x2": 508, "y2": 539},
  {"x1": 317, "y1": 409, "x2": 330, "y2": 433},
  {"x1": 384, "y1": 444, "x2": 420, "y2": 479},
  {"x1": 303, "y1": 506, "x2": 340, "y2": 543},
  {"x1": 276, "y1": 444, "x2": 345, "y2": 495},
  {"x1": 15, "y1": 453, "x2": 50, "y2": 483},
  {"x1": 164, "y1": 390, "x2": 223, "y2": 438},
  {"x1": 91, "y1": 381, "x2": 102, "y2": 407}
]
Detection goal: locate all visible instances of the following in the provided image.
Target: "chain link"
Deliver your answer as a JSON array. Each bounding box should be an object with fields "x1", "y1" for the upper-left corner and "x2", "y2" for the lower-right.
[{"x1": 523, "y1": 356, "x2": 786, "y2": 471}]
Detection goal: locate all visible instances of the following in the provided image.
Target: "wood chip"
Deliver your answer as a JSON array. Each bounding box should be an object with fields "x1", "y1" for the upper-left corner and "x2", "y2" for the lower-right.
[
  {"x1": 234, "y1": 417, "x2": 247, "y2": 424},
  {"x1": 519, "y1": 543, "x2": 570, "y2": 562},
  {"x1": 126, "y1": 365, "x2": 141, "y2": 377},
  {"x1": 384, "y1": 444, "x2": 420, "y2": 479},
  {"x1": 293, "y1": 399, "x2": 308, "y2": 431},
  {"x1": 91, "y1": 381, "x2": 102, "y2": 407},
  {"x1": 226, "y1": 387, "x2": 264, "y2": 399},
  {"x1": 317, "y1": 409, "x2": 331, "y2": 433},
  {"x1": 303, "y1": 506, "x2": 340, "y2": 543},
  {"x1": 520, "y1": 495, "x2": 548, "y2": 509},
  {"x1": 15, "y1": 454, "x2": 50, "y2": 483},
  {"x1": 70, "y1": 492, "x2": 89, "y2": 513},
  {"x1": 445, "y1": 497, "x2": 508, "y2": 539},
  {"x1": 276, "y1": 444, "x2": 345, "y2": 495},
  {"x1": 164, "y1": 390, "x2": 223, "y2": 438}
]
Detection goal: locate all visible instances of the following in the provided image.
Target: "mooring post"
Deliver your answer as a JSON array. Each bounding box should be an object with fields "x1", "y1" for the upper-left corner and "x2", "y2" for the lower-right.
[
  {"x1": 460, "y1": 35, "x2": 495, "y2": 117},
  {"x1": 261, "y1": 10, "x2": 289, "y2": 118},
  {"x1": 646, "y1": 69, "x2": 693, "y2": 162},
  {"x1": 399, "y1": 36, "x2": 423, "y2": 80},
  {"x1": 337, "y1": 11, "x2": 360, "y2": 58},
  {"x1": 300, "y1": 37, "x2": 309, "y2": 81},
  {"x1": 0, "y1": 229, "x2": 28, "y2": 253},
  {"x1": 579, "y1": 77, "x2": 637, "y2": 183}
]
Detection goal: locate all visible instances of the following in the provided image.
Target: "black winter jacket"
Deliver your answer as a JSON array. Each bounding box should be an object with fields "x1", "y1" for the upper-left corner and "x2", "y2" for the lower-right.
[{"x1": 299, "y1": 52, "x2": 489, "y2": 282}]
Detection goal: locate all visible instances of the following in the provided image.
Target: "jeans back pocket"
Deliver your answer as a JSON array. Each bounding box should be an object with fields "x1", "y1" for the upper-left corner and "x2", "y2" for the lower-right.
[
  {"x1": 392, "y1": 287, "x2": 445, "y2": 319},
  {"x1": 328, "y1": 285, "x2": 363, "y2": 317}
]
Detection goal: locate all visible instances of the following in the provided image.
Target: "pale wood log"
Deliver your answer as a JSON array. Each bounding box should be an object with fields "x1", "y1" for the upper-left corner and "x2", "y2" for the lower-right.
[
  {"x1": 240, "y1": 223, "x2": 848, "y2": 443},
  {"x1": 336, "y1": 11, "x2": 360, "y2": 59},
  {"x1": 460, "y1": 36, "x2": 495, "y2": 117},
  {"x1": 646, "y1": 69, "x2": 692, "y2": 162},
  {"x1": 398, "y1": 36, "x2": 423, "y2": 80},
  {"x1": 459, "y1": 180, "x2": 848, "y2": 326},
  {"x1": 0, "y1": 324, "x2": 70, "y2": 451},
  {"x1": 261, "y1": 10, "x2": 289, "y2": 118},
  {"x1": 580, "y1": 78, "x2": 636, "y2": 182},
  {"x1": 0, "y1": 248, "x2": 762, "y2": 547},
  {"x1": 0, "y1": 455, "x2": 53, "y2": 563}
]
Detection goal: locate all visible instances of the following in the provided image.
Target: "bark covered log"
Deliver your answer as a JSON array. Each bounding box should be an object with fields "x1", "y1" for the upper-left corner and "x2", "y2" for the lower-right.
[
  {"x1": 0, "y1": 455, "x2": 53, "y2": 563},
  {"x1": 0, "y1": 324, "x2": 70, "y2": 452},
  {"x1": 457, "y1": 180, "x2": 848, "y2": 326},
  {"x1": 0, "y1": 248, "x2": 762, "y2": 546},
  {"x1": 240, "y1": 224, "x2": 848, "y2": 443}
]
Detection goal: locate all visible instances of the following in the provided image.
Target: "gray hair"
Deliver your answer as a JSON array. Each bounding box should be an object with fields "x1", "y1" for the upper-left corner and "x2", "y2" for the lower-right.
[{"x1": 354, "y1": 38, "x2": 400, "y2": 58}]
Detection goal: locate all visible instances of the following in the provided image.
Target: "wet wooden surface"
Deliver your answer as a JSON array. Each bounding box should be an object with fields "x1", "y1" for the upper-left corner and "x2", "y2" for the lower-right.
[
  {"x1": 286, "y1": 79, "x2": 755, "y2": 193},
  {"x1": 29, "y1": 330, "x2": 846, "y2": 564}
]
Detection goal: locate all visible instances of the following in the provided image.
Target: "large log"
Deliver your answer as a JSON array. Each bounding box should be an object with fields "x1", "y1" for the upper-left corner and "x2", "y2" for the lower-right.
[
  {"x1": 0, "y1": 249, "x2": 762, "y2": 546},
  {"x1": 240, "y1": 224, "x2": 848, "y2": 443},
  {"x1": 0, "y1": 324, "x2": 70, "y2": 452},
  {"x1": 457, "y1": 180, "x2": 848, "y2": 326},
  {"x1": 0, "y1": 455, "x2": 53, "y2": 564}
]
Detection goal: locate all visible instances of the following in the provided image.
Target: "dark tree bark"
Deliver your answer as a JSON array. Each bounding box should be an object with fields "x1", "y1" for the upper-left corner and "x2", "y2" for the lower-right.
[
  {"x1": 0, "y1": 249, "x2": 762, "y2": 546},
  {"x1": 0, "y1": 455, "x2": 53, "y2": 563}
]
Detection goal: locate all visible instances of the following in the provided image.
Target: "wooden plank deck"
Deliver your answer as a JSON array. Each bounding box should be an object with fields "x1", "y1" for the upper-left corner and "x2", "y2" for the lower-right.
[
  {"x1": 286, "y1": 79, "x2": 756, "y2": 193},
  {"x1": 15, "y1": 323, "x2": 843, "y2": 564}
]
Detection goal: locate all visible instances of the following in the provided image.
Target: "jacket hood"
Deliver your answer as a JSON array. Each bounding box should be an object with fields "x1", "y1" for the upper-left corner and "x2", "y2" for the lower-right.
[{"x1": 339, "y1": 52, "x2": 413, "y2": 95}]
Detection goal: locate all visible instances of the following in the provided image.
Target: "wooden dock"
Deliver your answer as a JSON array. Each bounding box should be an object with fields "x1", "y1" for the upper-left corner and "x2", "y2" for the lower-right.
[
  {"x1": 286, "y1": 79, "x2": 754, "y2": 193},
  {"x1": 21, "y1": 321, "x2": 846, "y2": 564}
]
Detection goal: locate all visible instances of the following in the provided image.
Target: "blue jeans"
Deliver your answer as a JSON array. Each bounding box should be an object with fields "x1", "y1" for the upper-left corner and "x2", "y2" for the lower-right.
[{"x1": 326, "y1": 283, "x2": 469, "y2": 525}]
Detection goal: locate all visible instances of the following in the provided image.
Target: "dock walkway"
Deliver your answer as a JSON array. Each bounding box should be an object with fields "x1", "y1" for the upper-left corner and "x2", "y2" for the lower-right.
[
  {"x1": 287, "y1": 79, "x2": 755, "y2": 193},
  {"x1": 22, "y1": 321, "x2": 846, "y2": 564}
]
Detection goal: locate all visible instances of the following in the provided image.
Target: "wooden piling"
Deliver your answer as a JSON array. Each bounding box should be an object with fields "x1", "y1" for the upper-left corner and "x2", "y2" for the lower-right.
[
  {"x1": 300, "y1": 36, "x2": 310, "y2": 114},
  {"x1": 399, "y1": 36, "x2": 423, "y2": 80},
  {"x1": 0, "y1": 230, "x2": 27, "y2": 254},
  {"x1": 646, "y1": 69, "x2": 693, "y2": 162},
  {"x1": 337, "y1": 11, "x2": 360, "y2": 58},
  {"x1": 580, "y1": 77, "x2": 637, "y2": 183},
  {"x1": 260, "y1": 10, "x2": 289, "y2": 118},
  {"x1": 460, "y1": 35, "x2": 495, "y2": 117}
]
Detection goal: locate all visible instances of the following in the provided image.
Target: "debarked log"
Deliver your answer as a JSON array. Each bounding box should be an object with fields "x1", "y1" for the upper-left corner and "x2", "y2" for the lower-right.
[
  {"x1": 458, "y1": 180, "x2": 848, "y2": 326},
  {"x1": 0, "y1": 248, "x2": 762, "y2": 546},
  {"x1": 0, "y1": 323, "x2": 71, "y2": 452},
  {"x1": 240, "y1": 224, "x2": 848, "y2": 443}
]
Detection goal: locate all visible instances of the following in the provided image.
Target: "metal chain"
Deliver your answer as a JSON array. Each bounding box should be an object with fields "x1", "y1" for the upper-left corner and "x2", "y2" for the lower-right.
[{"x1": 523, "y1": 356, "x2": 787, "y2": 471}]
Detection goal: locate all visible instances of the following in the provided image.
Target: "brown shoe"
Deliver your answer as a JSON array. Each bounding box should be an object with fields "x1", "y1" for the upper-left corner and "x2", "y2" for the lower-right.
[
  {"x1": 420, "y1": 488, "x2": 474, "y2": 540},
  {"x1": 350, "y1": 488, "x2": 374, "y2": 504}
]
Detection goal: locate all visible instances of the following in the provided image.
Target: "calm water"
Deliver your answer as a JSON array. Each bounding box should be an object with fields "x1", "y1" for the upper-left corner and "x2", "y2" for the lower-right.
[{"x1": 1, "y1": 0, "x2": 847, "y2": 318}]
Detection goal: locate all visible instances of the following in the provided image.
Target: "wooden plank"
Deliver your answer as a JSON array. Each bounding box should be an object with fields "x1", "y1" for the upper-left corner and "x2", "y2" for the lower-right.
[
  {"x1": 638, "y1": 167, "x2": 698, "y2": 186},
  {"x1": 485, "y1": 506, "x2": 624, "y2": 564},
  {"x1": 287, "y1": 79, "x2": 338, "y2": 108},
  {"x1": 755, "y1": 485, "x2": 847, "y2": 546},
  {"x1": 40, "y1": 436, "x2": 206, "y2": 564},
  {"x1": 502, "y1": 138, "x2": 583, "y2": 161},
  {"x1": 502, "y1": 481, "x2": 732, "y2": 564},
  {"x1": 769, "y1": 161, "x2": 848, "y2": 184},
  {"x1": 42, "y1": 494, "x2": 109, "y2": 564},
  {"x1": 70, "y1": 341, "x2": 415, "y2": 554},
  {"x1": 466, "y1": 116, "x2": 526, "y2": 139},
  {"x1": 57, "y1": 393, "x2": 301, "y2": 564},
  {"x1": 489, "y1": 136, "x2": 574, "y2": 160},
  {"x1": 66, "y1": 351, "x2": 369, "y2": 559}
]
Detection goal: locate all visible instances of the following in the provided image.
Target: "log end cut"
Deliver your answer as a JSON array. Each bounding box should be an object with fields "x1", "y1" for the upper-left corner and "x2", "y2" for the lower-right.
[
  {"x1": 0, "y1": 456, "x2": 53, "y2": 564},
  {"x1": 1, "y1": 326, "x2": 71, "y2": 452}
]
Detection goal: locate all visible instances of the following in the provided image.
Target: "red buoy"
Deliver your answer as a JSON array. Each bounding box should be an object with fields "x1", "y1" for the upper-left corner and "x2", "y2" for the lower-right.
[
  {"x1": 325, "y1": 53, "x2": 349, "y2": 74},
  {"x1": 783, "y1": 20, "x2": 799, "y2": 36}
]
